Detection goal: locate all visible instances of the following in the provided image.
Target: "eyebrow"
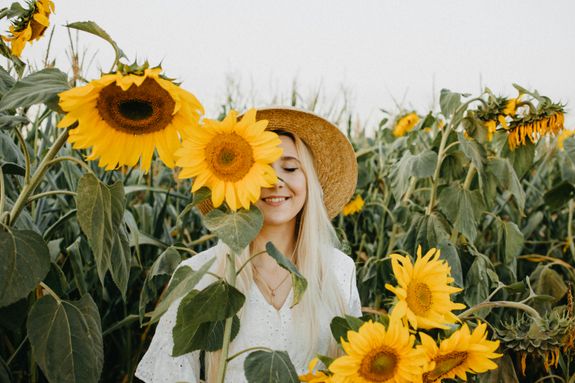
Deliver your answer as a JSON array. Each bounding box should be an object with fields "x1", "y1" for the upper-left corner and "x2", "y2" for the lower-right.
[{"x1": 281, "y1": 156, "x2": 300, "y2": 162}]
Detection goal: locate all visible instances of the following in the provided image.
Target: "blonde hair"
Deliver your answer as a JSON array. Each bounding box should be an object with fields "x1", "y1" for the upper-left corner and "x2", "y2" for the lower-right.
[{"x1": 206, "y1": 133, "x2": 349, "y2": 381}]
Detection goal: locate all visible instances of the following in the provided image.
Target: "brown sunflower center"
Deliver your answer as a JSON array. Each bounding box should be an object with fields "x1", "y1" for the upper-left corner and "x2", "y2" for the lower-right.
[
  {"x1": 423, "y1": 351, "x2": 467, "y2": 382},
  {"x1": 205, "y1": 133, "x2": 254, "y2": 182},
  {"x1": 359, "y1": 347, "x2": 398, "y2": 382},
  {"x1": 406, "y1": 282, "x2": 432, "y2": 315},
  {"x1": 96, "y1": 77, "x2": 175, "y2": 135}
]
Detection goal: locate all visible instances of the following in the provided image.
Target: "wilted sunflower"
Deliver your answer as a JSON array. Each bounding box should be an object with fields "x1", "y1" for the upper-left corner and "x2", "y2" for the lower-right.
[
  {"x1": 175, "y1": 108, "x2": 283, "y2": 211},
  {"x1": 329, "y1": 318, "x2": 426, "y2": 383},
  {"x1": 385, "y1": 247, "x2": 465, "y2": 330},
  {"x1": 419, "y1": 322, "x2": 501, "y2": 383},
  {"x1": 57, "y1": 67, "x2": 204, "y2": 172},
  {"x1": 299, "y1": 358, "x2": 333, "y2": 383},
  {"x1": 392, "y1": 112, "x2": 419, "y2": 137},
  {"x1": 342, "y1": 195, "x2": 364, "y2": 216},
  {"x1": 507, "y1": 111, "x2": 565, "y2": 151},
  {"x1": 484, "y1": 120, "x2": 497, "y2": 142},
  {"x1": 3, "y1": 0, "x2": 54, "y2": 57}
]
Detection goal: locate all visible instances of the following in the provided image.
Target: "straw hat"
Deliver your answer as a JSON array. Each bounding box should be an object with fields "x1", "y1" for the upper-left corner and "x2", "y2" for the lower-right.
[{"x1": 196, "y1": 107, "x2": 357, "y2": 219}]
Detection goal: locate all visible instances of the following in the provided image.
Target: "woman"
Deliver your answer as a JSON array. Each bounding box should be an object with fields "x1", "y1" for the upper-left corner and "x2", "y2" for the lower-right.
[{"x1": 136, "y1": 107, "x2": 361, "y2": 382}]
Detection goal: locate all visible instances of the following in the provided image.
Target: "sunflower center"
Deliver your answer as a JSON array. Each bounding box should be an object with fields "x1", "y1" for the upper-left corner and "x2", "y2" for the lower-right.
[
  {"x1": 424, "y1": 351, "x2": 468, "y2": 382},
  {"x1": 406, "y1": 282, "x2": 432, "y2": 315},
  {"x1": 359, "y1": 347, "x2": 398, "y2": 382},
  {"x1": 205, "y1": 133, "x2": 254, "y2": 182},
  {"x1": 96, "y1": 77, "x2": 176, "y2": 135}
]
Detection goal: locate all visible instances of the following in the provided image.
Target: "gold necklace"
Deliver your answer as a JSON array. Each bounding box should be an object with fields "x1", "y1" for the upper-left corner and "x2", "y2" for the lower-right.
[{"x1": 252, "y1": 266, "x2": 290, "y2": 300}]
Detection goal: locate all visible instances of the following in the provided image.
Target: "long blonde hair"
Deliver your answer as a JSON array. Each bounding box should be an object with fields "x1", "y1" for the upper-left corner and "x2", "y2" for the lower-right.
[{"x1": 206, "y1": 133, "x2": 349, "y2": 381}]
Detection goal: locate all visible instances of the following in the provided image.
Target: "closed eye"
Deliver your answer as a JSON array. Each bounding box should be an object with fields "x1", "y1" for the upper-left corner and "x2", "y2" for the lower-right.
[{"x1": 283, "y1": 167, "x2": 298, "y2": 172}]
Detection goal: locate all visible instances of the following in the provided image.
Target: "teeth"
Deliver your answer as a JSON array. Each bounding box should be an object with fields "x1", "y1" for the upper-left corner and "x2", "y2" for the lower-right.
[{"x1": 266, "y1": 197, "x2": 287, "y2": 203}]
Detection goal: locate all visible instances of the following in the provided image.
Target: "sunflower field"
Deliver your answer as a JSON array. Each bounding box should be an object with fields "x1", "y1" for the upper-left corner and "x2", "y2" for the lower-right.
[{"x1": 1, "y1": 1, "x2": 575, "y2": 383}]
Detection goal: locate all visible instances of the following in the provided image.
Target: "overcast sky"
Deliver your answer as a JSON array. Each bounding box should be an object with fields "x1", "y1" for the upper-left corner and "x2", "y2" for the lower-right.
[{"x1": 19, "y1": 0, "x2": 575, "y2": 128}]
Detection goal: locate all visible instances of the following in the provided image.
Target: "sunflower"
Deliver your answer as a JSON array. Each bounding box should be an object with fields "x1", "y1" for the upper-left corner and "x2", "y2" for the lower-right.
[
  {"x1": 57, "y1": 67, "x2": 203, "y2": 172},
  {"x1": 299, "y1": 358, "x2": 333, "y2": 383},
  {"x1": 343, "y1": 195, "x2": 364, "y2": 216},
  {"x1": 502, "y1": 98, "x2": 519, "y2": 116},
  {"x1": 392, "y1": 112, "x2": 419, "y2": 137},
  {"x1": 484, "y1": 120, "x2": 497, "y2": 142},
  {"x1": 329, "y1": 318, "x2": 426, "y2": 383},
  {"x1": 418, "y1": 322, "x2": 501, "y2": 383},
  {"x1": 385, "y1": 247, "x2": 465, "y2": 330},
  {"x1": 3, "y1": 0, "x2": 55, "y2": 57},
  {"x1": 507, "y1": 111, "x2": 565, "y2": 151},
  {"x1": 175, "y1": 108, "x2": 282, "y2": 211}
]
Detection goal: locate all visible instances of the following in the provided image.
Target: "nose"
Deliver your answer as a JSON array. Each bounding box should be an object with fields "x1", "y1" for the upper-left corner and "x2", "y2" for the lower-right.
[{"x1": 276, "y1": 176, "x2": 286, "y2": 188}]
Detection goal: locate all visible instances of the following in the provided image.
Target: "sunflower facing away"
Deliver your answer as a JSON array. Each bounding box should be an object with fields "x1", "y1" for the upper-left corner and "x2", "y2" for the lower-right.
[
  {"x1": 392, "y1": 112, "x2": 420, "y2": 137},
  {"x1": 175, "y1": 108, "x2": 283, "y2": 211},
  {"x1": 507, "y1": 111, "x2": 565, "y2": 151},
  {"x1": 3, "y1": 0, "x2": 54, "y2": 57},
  {"x1": 418, "y1": 322, "x2": 501, "y2": 383},
  {"x1": 329, "y1": 317, "x2": 426, "y2": 383},
  {"x1": 57, "y1": 67, "x2": 204, "y2": 172},
  {"x1": 385, "y1": 247, "x2": 465, "y2": 330}
]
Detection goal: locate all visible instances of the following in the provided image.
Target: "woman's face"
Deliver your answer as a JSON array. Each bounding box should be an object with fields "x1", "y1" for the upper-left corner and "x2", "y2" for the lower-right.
[{"x1": 256, "y1": 135, "x2": 307, "y2": 229}]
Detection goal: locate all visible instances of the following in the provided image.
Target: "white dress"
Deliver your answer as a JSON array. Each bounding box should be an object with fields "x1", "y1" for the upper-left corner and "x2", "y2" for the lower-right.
[{"x1": 135, "y1": 246, "x2": 362, "y2": 383}]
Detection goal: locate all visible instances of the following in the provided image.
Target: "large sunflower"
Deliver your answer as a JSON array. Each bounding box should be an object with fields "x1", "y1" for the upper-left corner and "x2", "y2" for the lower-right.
[
  {"x1": 385, "y1": 247, "x2": 465, "y2": 330},
  {"x1": 329, "y1": 318, "x2": 426, "y2": 383},
  {"x1": 57, "y1": 67, "x2": 204, "y2": 172},
  {"x1": 418, "y1": 322, "x2": 501, "y2": 383},
  {"x1": 3, "y1": 0, "x2": 54, "y2": 57},
  {"x1": 175, "y1": 108, "x2": 282, "y2": 211}
]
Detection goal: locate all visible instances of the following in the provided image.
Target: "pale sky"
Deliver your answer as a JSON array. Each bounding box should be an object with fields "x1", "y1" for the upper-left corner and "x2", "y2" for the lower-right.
[{"x1": 18, "y1": 0, "x2": 575, "y2": 128}]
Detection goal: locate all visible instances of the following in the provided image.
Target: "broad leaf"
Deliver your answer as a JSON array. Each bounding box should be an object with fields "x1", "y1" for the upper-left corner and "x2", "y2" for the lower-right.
[
  {"x1": 0, "y1": 113, "x2": 28, "y2": 130},
  {"x1": 464, "y1": 253, "x2": 498, "y2": 308},
  {"x1": 439, "y1": 89, "x2": 462, "y2": 118},
  {"x1": 543, "y1": 181, "x2": 575, "y2": 210},
  {"x1": 203, "y1": 207, "x2": 263, "y2": 254},
  {"x1": 438, "y1": 185, "x2": 484, "y2": 242},
  {"x1": 330, "y1": 315, "x2": 364, "y2": 344},
  {"x1": 437, "y1": 240, "x2": 463, "y2": 288},
  {"x1": 0, "y1": 67, "x2": 15, "y2": 98},
  {"x1": 0, "y1": 229, "x2": 50, "y2": 307},
  {"x1": 265, "y1": 242, "x2": 308, "y2": 307},
  {"x1": 403, "y1": 213, "x2": 450, "y2": 256},
  {"x1": 0, "y1": 68, "x2": 69, "y2": 112},
  {"x1": 501, "y1": 140, "x2": 536, "y2": 179},
  {"x1": 458, "y1": 132, "x2": 487, "y2": 172},
  {"x1": 27, "y1": 294, "x2": 103, "y2": 383},
  {"x1": 496, "y1": 220, "x2": 524, "y2": 272},
  {"x1": 172, "y1": 281, "x2": 245, "y2": 356},
  {"x1": 174, "y1": 315, "x2": 240, "y2": 353},
  {"x1": 244, "y1": 350, "x2": 299, "y2": 383},
  {"x1": 147, "y1": 257, "x2": 216, "y2": 324},
  {"x1": 66, "y1": 21, "x2": 126, "y2": 60},
  {"x1": 487, "y1": 158, "x2": 526, "y2": 213}
]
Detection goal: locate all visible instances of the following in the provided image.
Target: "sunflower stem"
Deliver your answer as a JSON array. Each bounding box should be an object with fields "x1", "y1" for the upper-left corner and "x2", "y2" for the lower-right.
[
  {"x1": 8, "y1": 128, "x2": 69, "y2": 226},
  {"x1": 216, "y1": 253, "x2": 237, "y2": 383},
  {"x1": 47, "y1": 155, "x2": 95, "y2": 176},
  {"x1": 26, "y1": 190, "x2": 77, "y2": 204},
  {"x1": 426, "y1": 119, "x2": 453, "y2": 215},
  {"x1": 458, "y1": 300, "x2": 542, "y2": 323},
  {"x1": 13, "y1": 128, "x2": 31, "y2": 184},
  {"x1": 568, "y1": 199, "x2": 575, "y2": 261},
  {"x1": 226, "y1": 346, "x2": 273, "y2": 363}
]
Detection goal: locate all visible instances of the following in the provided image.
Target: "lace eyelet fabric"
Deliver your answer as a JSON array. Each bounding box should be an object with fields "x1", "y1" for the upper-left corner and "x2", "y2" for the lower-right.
[{"x1": 135, "y1": 247, "x2": 361, "y2": 383}]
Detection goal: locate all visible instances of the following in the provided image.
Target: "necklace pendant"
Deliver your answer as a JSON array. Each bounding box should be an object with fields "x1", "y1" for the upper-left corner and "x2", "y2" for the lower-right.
[{"x1": 271, "y1": 291, "x2": 276, "y2": 297}]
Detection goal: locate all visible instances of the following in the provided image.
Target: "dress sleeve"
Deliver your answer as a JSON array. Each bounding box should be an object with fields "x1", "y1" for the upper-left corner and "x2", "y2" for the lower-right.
[{"x1": 135, "y1": 296, "x2": 200, "y2": 383}]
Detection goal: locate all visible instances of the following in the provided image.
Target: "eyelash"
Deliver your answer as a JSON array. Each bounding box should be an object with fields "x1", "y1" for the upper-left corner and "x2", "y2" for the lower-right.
[{"x1": 283, "y1": 167, "x2": 298, "y2": 172}]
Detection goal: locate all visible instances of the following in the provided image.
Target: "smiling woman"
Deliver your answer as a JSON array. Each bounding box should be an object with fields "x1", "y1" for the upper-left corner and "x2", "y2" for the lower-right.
[{"x1": 136, "y1": 107, "x2": 361, "y2": 383}]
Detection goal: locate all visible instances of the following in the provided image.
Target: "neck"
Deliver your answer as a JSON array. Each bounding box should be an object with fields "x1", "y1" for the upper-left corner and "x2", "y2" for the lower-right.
[{"x1": 252, "y1": 221, "x2": 297, "y2": 267}]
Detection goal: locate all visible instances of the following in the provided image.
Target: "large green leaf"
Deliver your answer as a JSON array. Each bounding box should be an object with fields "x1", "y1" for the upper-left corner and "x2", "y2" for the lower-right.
[
  {"x1": 543, "y1": 181, "x2": 575, "y2": 210},
  {"x1": 265, "y1": 242, "x2": 308, "y2": 307},
  {"x1": 487, "y1": 158, "x2": 526, "y2": 213},
  {"x1": 147, "y1": 257, "x2": 216, "y2": 324},
  {"x1": 390, "y1": 150, "x2": 437, "y2": 201},
  {"x1": 172, "y1": 281, "x2": 245, "y2": 356},
  {"x1": 458, "y1": 132, "x2": 487, "y2": 172},
  {"x1": 501, "y1": 140, "x2": 536, "y2": 179},
  {"x1": 439, "y1": 89, "x2": 462, "y2": 118},
  {"x1": 0, "y1": 68, "x2": 69, "y2": 112},
  {"x1": 203, "y1": 207, "x2": 263, "y2": 254},
  {"x1": 66, "y1": 21, "x2": 126, "y2": 60},
  {"x1": 0, "y1": 67, "x2": 15, "y2": 98},
  {"x1": 0, "y1": 113, "x2": 28, "y2": 130},
  {"x1": 0, "y1": 229, "x2": 50, "y2": 307},
  {"x1": 27, "y1": 294, "x2": 103, "y2": 383},
  {"x1": 76, "y1": 174, "x2": 129, "y2": 297},
  {"x1": 464, "y1": 253, "x2": 498, "y2": 308},
  {"x1": 403, "y1": 213, "x2": 450, "y2": 256},
  {"x1": 437, "y1": 240, "x2": 463, "y2": 288},
  {"x1": 244, "y1": 350, "x2": 299, "y2": 383},
  {"x1": 330, "y1": 315, "x2": 364, "y2": 344},
  {"x1": 496, "y1": 219, "x2": 524, "y2": 272},
  {"x1": 438, "y1": 185, "x2": 484, "y2": 242},
  {"x1": 173, "y1": 315, "x2": 240, "y2": 353}
]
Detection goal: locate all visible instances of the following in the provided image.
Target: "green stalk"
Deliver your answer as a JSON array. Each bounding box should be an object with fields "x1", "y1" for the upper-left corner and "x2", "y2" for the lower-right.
[
  {"x1": 216, "y1": 253, "x2": 237, "y2": 383},
  {"x1": 8, "y1": 128, "x2": 69, "y2": 226},
  {"x1": 13, "y1": 128, "x2": 31, "y2": 183},
  {"x1": 568, "y1": 199, "x2": 575, "y2": 260},
  {"x1": 426, "y1": 122, "x2": 453, "y2": 215},
  {"x1": 0, "y1": 166, "x2": 5, "y2": 224},
  {"x1": 458, "y1": 300, "x2": 543, "y2": 323},
  {"x1": 449, "y1": 163, "x2": 477, "y2": 242}
]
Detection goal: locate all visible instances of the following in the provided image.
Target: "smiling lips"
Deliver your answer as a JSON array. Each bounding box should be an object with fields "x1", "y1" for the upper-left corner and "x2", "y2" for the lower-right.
[{"x1": 261, "y1": 196, "x2": 290, "y2": 206}]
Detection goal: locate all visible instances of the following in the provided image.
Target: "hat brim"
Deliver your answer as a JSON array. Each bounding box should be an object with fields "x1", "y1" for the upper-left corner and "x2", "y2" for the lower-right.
[{"x1": 255, "y1": 107, "x2": 357, "y2": 219}]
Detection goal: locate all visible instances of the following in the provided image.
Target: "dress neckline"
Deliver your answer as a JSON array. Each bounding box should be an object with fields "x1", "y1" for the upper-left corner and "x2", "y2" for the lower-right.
[{"x1": 252, "y1": 282, "x2": 293, "y2": 312}]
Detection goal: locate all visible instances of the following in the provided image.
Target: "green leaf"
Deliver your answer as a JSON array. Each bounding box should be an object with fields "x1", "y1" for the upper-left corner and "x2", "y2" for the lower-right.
[
  {"x1": 411, "y1": 150, "x2": 437, "y2": 178},
  {"x1": 0, "y1": 67, "x2": 15, "y2": 98},
  {"x1": 0, "y1": 229, "x2": 50, "y2": 307},
  {"x1": 543, "y1": 181, "x2": 575, "y2": 210},
  {"x1": 0, "y1": 68, "x2": 69, "y2": 112},
  {"x1": 203, "y1": 207, "x2": 263, "y2": 254},
  {"x1": 532, "y1": 267, "x2": 568, "y2": 303},
  {"x1": 497, "y1": 220, "x2": 524, "y2": 267},
  {"x1": 438, "y1": 185, "x2": 484, "y2": 242},
  {"x1": 244, "y1": 350, "x2": 299, "y2": 383},
  {"x1": 265, "y1": 242, "x2": 308, "y2": 308},
  {"x1": 330, "y1": 315, "x2": 364, "y2": 343},
  {"x1": 437, "y1": 240, "x2": 463, "y2": 288},
  {"x1": 175, "y1": 315, "x2": 240, "y2": 353},
  {"x1": 403, "y1": 213, "x2": 450, "y2": 256},
  {"x1": 483, "y1": 354, "x2": 519, "y2": 383},
  {"x1": 487, "y1": 158, "x2": 526, "y2": 213},
  {"x1": 458, "y1": 132, "x2": 487, "y2": 172},
  {"x1": 439, "y1": 89, "x2": 462, "y2": 118},
  {"x1": 147, "y1": 257, "x2": 216, "y2": 324},
  {"x1": 27, "y1": 294, "x2": 103, "y2": 383},
  {"x1": 76, "y1": 174, "x2": 128, "y2": 296},
  {"x1": 390, "y1": 150, "x2": 436, "y2": 201},
  {"x1": 138, "y1": 247, "x2": 181, "y2": 323},
  {"x1": 172, "y1": 281, "x2": 245, "y2": 356},
  {"x1": 464, "y1": 253, "x2": 497, "y2": 308},
  {"x1": 501, "y1": 140, "x2": 536, "y2": 179},
  {"x1": 66, "y1": 21, "x2": 126, "y2": 61}
]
